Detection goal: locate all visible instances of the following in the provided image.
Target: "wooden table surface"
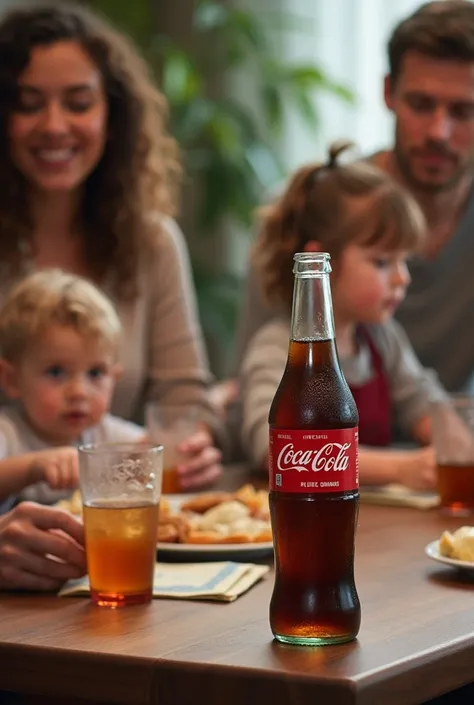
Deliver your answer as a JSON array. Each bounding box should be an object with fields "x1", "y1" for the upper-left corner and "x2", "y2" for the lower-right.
[{"x1": 1, "y1": 467, "x2": 474, "y2": 705}]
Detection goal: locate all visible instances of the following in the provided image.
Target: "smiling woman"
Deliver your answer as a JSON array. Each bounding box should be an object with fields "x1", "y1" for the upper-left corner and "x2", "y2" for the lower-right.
[
  {"x1": 0, "y1": 2, "x2": 223, "y2": 495},
  {"x1": 9, "y1": 41, "x2": 108, "y2": 195}
]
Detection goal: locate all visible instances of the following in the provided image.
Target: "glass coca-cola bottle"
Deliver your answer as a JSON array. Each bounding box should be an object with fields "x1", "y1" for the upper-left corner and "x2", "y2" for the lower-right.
[{"x1": 269, "y1": 252, "x2": 360, "y2": 646}]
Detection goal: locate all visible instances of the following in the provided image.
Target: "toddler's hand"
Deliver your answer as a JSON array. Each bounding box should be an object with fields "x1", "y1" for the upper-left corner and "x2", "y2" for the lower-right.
[{"x1": 30, "y1": 447, "x2": 79, "y2": 490}]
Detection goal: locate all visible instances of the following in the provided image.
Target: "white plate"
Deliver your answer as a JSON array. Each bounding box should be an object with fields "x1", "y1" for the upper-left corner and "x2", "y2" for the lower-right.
[
  {"x1": 157, "y1": 540, "x2": 274, "y2": 561},
  {"x1": 425, "y1": 540, "x2": 474, "y2": 575},
  {"x1": 157, "y1": 494, "x2": 274, "y2": 561}
]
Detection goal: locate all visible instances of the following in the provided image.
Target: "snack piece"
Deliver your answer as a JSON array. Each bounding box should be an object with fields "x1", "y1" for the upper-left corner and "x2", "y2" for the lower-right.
[
  {"x1": 181, "y1": 491, "x2": 232, "y2": 514},
  {"x1": 233, "y1": 483, "x2": 257, "y2": 506},
  {"x1": 157, "y1": 523, "x2": 180, "y2": 543},
  {"x1": 180, "y1": 498, "x2": 272, "y2": 544},
  {"x1": 234, "y1": 484, "x2": 270, "y2": 519},
  {"x1": 253, "y1": 491, "x2": 270, "y2": 520},
  {"x1": 187, "y1": 530, "x2": 229, "y2": 544},
  {"x1": 158, "y1": 513, "x2": 191, "y2": 543},
  {"x1": 439, "y1": 526, "x2": 474, "y2": 562},
  {"x1": 159, "y1": 496, "x2": 171, "y2": 516},
  {"x1": 197, "y1": 500, "x2": 249, "y2": 530},
  {"x1": 439, "y1": 530, "x2": 455, "y2": 558},
  {"x1": 56, "y1": 490, "x2": 82, "y2": 516},
  {"x1": 234, "y1": 516, "x2": 269, "y2": 532},
  {"x1": 219, "y1": 533, "x2": 253, "y2": 544},
  {"x1": 179, "y1": 488, "x2": 273, "y2": 544},
  {"x1": 253, "y1": 528, "x2": 273, "y2": 543}
]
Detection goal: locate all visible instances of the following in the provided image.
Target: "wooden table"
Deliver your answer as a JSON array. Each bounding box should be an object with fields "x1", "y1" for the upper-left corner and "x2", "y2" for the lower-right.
[{"x1": 1, "y1": 469, "x2": 474, "y2": 705}]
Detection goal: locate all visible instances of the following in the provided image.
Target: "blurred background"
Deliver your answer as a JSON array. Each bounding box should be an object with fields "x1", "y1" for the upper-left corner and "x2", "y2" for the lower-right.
[{"x1": 0, "y1": 0, "x2": 428, "y2": 376}]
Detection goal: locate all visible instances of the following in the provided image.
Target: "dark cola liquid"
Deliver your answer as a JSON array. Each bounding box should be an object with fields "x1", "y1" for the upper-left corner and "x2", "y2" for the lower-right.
[{"x1": 269, "y1": 338, "x2": 360, "y2": 645}]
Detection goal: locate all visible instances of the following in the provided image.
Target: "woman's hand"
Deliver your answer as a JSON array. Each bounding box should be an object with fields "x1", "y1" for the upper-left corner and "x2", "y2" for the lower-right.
[
  {"x1": 0, "y1": 502, "x2": 85, "y2": 592},
  {"x1": 176, "y1": 429, "x2": 223, "y2": 490}
]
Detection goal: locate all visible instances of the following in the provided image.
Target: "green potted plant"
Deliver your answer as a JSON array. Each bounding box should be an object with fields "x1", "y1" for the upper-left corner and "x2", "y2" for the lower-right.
[{"x1": 86, "y1": 0, "x2": 353, "y2": 374}]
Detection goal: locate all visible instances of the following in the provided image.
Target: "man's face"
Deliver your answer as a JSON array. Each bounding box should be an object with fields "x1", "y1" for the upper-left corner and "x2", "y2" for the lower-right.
[{"x1": 385, "y1": 50, "x2": 474, "y2": 192}]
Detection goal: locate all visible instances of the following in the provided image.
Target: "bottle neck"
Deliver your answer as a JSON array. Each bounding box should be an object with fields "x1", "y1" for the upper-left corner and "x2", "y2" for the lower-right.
[{"x1": 290, "y1": 273, "x2": 335, "y2": 342}]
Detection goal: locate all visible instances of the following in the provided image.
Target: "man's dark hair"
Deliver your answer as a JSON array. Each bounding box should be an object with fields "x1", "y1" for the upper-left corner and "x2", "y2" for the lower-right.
[{"x1": 388, "y1": 1, "x2": 474, "y2": 84}]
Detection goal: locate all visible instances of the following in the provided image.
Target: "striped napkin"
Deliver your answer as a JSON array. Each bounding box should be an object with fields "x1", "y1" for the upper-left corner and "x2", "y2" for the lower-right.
[
  {"x1": 360, "y1": 484, "x2": 439, "y2": 510},
  {"x1": 58, "y1": 561, "x2": 270, "y2": 602}
]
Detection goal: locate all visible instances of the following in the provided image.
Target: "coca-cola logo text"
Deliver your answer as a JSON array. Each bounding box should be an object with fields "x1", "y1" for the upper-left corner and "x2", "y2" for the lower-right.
[{"x1": 277, "y1": 442, "x2": 351, "y2": 473}]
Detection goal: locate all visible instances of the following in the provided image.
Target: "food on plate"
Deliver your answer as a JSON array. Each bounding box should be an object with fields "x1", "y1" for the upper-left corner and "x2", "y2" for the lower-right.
[
  {"x1": 55, "y1": 484, "x2": 273, "y2": 546},
  {"x1": 439, "y1": 526, "x2": 474, "y2": 562},
  {"x1": 180, "y1": 491, "x2": 232, "y2": 514},
  {"x1": 159, "y1": 495, "x2": 171, "y2": 516},
  {"x1": 157, "y1": 522, "x2": 180, "y2": 543},
  {"x1": 158, "y1": 486, "x2": 272, "y2": 545},
  {"x1": 197, "y1": 500, "x2": 249, "y2": 529},
  {"x1": 234, "y1": 484, "x2": 270, "y2": 520}
]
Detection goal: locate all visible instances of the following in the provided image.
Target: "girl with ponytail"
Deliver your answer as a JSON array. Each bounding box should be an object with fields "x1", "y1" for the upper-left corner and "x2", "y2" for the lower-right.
[{"x1": 240, "y1": 142, "x2": 448, "y2": 489}]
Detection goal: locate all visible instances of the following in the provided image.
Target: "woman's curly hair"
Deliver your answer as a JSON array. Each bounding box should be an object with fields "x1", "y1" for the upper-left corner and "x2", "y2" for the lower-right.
[
  {"x1": 0, "y1": 2, "x2": 181, "y2": 300},
  {"x1": 253, "y1": 141, "x2": 426, "y2": 311}
]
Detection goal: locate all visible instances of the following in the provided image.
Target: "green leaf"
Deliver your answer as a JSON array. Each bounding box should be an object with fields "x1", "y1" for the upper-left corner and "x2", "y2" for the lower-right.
[
  {"x1": 325, "y1": 82, "x2": 356, "y2": 104},
  {"x1": 291, "y1": 87, "x2": 320, "y2": 130},
  {"x1": 193, "y1": 265, "x2": 242, "y2": 348},
  {"x1": 198, "y1": 159, "x2": 233, "y2": 229},
  {"x1": 261, "y1": 83, "x2": 284, "y2": 133},
  {"x1": 285, "y1": 65, "x2": 328, "y2": 85},
  {"x1": 170, "y1": 98, "x2": 215, "y2": 142},
  {"x1": 253, "y1": 10, "x2": 316, "y2": 35},
  {"x1": 219, "y1": 100, "x2": 261, "y2": 142},
  {"x1": 208, "y1": 112, "x2": 240, "y2": 151},
  {"x1": 198, "y1": 154, "x2": 259, "y2": 229},
  {"x1": 162, "y1": 50, "x2": 201, "y2": 103},
  {"x1": 226, "y1": 8, "x2": 268, "y2": 54},
  {"x1": 194, "y1": 2, "x2": 230, "y2": 31},
  {"x1": 271, "y1": 63, "x2": 355, "y2": 103}
]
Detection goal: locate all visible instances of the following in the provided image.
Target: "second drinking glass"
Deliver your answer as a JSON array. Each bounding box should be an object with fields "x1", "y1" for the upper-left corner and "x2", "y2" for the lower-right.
[{"x1": 146, "y1": 404, "x2": 200, "y2": 493}]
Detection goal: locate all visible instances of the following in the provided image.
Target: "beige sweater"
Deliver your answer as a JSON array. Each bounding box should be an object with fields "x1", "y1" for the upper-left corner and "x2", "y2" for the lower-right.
[{"x1": 105, "y1": 218, "x2": 215, "y2": 424}]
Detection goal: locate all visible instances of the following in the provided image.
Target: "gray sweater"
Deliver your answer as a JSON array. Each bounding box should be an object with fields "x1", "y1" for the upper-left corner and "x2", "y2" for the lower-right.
[
  {"x1": 240, "y1": 318, "x2": 447, "y2": 468},
  {"x1": 395, "y1": 184, "x2": 474, "y2": 393}
]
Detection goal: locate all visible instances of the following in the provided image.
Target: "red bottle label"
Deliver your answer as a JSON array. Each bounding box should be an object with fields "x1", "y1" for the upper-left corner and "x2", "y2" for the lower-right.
[{"x1": 269, "y1": 428, "x2": 359, "y2": 493}]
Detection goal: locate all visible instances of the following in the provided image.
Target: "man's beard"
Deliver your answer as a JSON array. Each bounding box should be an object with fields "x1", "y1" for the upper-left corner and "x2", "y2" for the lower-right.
[{"x1": 393, "y1": 139, "x2": 470, "y2": 194}]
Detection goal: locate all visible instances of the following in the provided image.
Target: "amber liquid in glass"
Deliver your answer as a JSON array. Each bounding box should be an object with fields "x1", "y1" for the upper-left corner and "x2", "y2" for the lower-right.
[
  {"x1": 161, "y1": 466, "x2": 181, "y2": 494},
  {"x1": 437, "y1": 462, "x2": 474, "y2": 515},
  {"x1": 83, "y1": 500, "x2": 159, "y2": 607}
]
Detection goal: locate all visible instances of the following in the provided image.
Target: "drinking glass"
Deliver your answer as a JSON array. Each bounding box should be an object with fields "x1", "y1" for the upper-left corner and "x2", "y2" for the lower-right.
[
  {"x1": 432, "y1": 396, "x2": 474, "y2": 516},
  {"x1": 146, "y1": 404, "x2": 200, "y2": 494},
  {"x1": 79, "y1": 442, "x2": 163, "y2": 607}
]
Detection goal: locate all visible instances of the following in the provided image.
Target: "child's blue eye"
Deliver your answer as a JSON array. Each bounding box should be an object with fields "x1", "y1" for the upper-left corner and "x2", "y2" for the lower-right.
[
  {"x1": 88, "y1": 366, "x2": 106, "y2": 380},
  {"x1": 373, "y1": 258, "x2": 390, "y2": 269},
  {"x1": 45, "y1": 365, "x2": 65, "y2": 379}
]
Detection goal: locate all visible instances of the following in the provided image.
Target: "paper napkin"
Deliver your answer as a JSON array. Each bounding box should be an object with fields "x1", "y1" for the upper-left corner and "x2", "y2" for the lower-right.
[
  {"x1": 58, "y1": 561, "x2": 270, "y2": 602},
  {"x1": 360, "y1": 483, "x2": 439, "y2": 510}
]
